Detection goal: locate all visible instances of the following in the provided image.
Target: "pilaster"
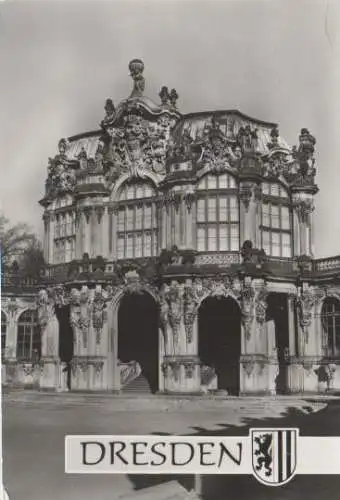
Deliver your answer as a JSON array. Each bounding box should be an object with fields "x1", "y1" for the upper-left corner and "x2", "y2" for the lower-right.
[{"x1": 37, "y1": 289, "x2": 61, "y2": 391}]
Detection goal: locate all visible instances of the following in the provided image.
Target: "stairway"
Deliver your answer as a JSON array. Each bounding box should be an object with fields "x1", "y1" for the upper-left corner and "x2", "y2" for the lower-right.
[{"x1": 122, "y1": 373, "x2": 153, "y2": 394}]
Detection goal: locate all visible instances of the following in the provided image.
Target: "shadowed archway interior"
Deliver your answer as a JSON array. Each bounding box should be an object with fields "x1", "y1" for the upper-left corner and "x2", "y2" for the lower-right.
[
  {"x1": 55, "y1": 305, "x2": 74, "y2": 390},
  {"x1": 267, "y1": 293, "x2": 290, "y2": 394},
  {"x1": 198, "y1": 296, "x2": 241, "y2": 395},
  {"x1": 118, "y1": 292, "x2": 159, "y2": 393}
]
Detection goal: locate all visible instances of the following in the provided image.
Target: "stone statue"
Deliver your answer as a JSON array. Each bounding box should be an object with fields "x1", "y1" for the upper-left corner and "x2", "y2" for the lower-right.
[{"x1": 129, "y1": 59, "x2": 145, "y2": 97}]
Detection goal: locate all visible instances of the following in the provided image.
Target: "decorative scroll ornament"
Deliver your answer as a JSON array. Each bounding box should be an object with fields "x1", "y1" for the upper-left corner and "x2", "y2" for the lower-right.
[
  {"x1": 167, "y1": 286, "x2": 183, "y2": 339},
  {"x1": 293, "y1": 199, "x2": 314, "y2": 224},
  {"x1": 5, "y1": 297, "x2": 18, "y2": 317},
  {"x1": 236, "y1": 125, "x2": 259, "y2": 154},
  {"x1": 159, "y1": 285, "x2": 183, "y2": 350},
  {"x1": 103, "y1": 108, "x2": 177, "y2": 179},
  {"x1": 191, "y1": 276, "x2": 239, "y2": 303},
  {"x1": 240, "y1": 278, "x2": 255, "y2": 340},
  {"x1": 255, "y1": 284, "x2": 268, "y2": 325},
  {"x1": 45, "y1": 138, "x2": 76, "y2": 198},
  {"x1": 297, "y1": 286, "x2": 325, "y2": 343},
  {"x1": 92, "y1": 290, "x2": 107, "y2": 345},
  {"x1": 284, "y1": 128, "x2": 316, "y2": 187},
  {"x1": 70, "y1": 287, "x2": 91, "y2": 349},
  {"x1": 183, "y1": 286, "x2": 199, "y2": 343},
  {"x1": 36, "y1": 289, "x2": 55, "y2": 329},
  {"x1": 158, "y1": 86, "x2": 179, "y2": 109},
  {"x1": 194, "y1": 116, "x2": 241, "y2": 171},
  {"x1": 242, "y1": 359, "x2": 256, "y2": 378}
]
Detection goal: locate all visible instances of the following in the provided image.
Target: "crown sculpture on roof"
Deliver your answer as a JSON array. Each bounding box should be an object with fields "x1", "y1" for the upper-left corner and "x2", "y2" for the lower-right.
[{"x1": 41, "y1": 59, "x2": 318, "y2": 202}]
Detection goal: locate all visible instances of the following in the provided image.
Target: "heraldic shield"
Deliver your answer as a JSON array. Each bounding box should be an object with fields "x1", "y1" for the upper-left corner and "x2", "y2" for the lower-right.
[{"x1": 251, "y1": 428, "x2": 298, "y2": 486}]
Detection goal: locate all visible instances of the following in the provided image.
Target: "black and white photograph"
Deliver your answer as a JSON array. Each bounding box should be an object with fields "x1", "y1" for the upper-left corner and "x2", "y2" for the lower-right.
[{"x1": 1, "y1": 0, "x2": 340, "y2": 498}]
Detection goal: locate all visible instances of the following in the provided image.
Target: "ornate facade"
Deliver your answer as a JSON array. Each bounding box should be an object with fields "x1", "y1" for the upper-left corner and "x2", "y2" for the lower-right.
[{"x1": 2, "y1": 59, "x2": 340, "y2": 395}]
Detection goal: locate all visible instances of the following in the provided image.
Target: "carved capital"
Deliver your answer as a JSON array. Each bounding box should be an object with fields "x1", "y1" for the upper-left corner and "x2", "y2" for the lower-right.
[
  {"x1": 294, "y1": 199, "x2": 314, "y2": 224},
  {"x1": 95, "y1": 206, "x2": 105, "y2": 223},
  {"x1": 184, "y1": 192, "x2": 195, "y2": 213},
  {"x1": 83, "y1": 206, "x2": 92, "y2": 223}
]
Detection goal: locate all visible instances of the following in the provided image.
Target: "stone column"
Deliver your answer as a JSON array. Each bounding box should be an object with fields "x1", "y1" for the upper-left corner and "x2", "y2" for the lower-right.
[
  {"x1": 69, "y1": 285, "x2": 111, "y2": 391},
  {"x1": 296, "y1": 285, "x2": 324, "y2": 392},
  {"x1": 239, "y1": 278, "x2": 271, "y2": 395},
  {"x1": 293, "y1": 198, "x2": 314, "y2": 257},
  {"x1": 69, "y1": 286, "x2": 91, "y2": 391},
  {"x1": 286, "y1": 294, "x2": 303, "y2": 393},
  {"x1": 37, "y1": 290, "x2": 61, "y2": 391},
  {"x1": 94, "y1": 206, "x2": 104, "y2": 256},
  {"x1": 82, "y1": 207, "x2": 92, "y2": 255},
  {"x1": 42, "y1": 213, "x2": 50, "y2": 263},
  {"x1": 160, "y1": 198, "x2": 167, "y2": 250},
  {"x1": 160, "y1": 281, "x2": 201, "y2": 394},
  {"x1": 184, "y1": 192, "x2": 195, "y2": 249},
  {"x1": 239, "y1": 182, "x2": 257, "y2": 245},
  {"x1": 48, "y1": 214, "x2": 55, "y2": 264}
]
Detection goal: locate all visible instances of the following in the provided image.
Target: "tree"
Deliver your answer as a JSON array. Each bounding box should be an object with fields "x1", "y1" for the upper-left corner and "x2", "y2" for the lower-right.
[
  {"x1": 0, "y1": 214, "x2": 43, "y2": 276},
  {"x1": 19, "y1": 237, "x2": 45, "y2": 279}
]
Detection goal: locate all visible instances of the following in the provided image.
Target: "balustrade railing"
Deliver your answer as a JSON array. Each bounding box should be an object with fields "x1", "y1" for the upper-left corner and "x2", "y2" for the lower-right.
[
  {"x1": 1, "y1": 273, "x2": 40, "y2": 289},
  {"x1": 313, "y1": 256, "x2": 340, "y2": 273}
]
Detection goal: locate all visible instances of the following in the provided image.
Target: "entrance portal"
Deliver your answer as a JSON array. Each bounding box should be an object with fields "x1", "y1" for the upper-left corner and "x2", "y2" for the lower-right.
[
  {"x1": 267, "y1": 293, "x2": 289, "y2": 394},
  {"x1": 55, "y1": 305, "x2": 73, "y2": 390},
  {"x1": 118, "y1": 292, "x2": 159, "y2": 393},
  {"x1": 198, "y1": 296, "x2": 241, "y2": 395}
]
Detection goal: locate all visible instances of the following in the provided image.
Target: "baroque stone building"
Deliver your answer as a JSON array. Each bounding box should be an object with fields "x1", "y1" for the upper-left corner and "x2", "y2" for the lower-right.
[{"x1": 2, "y1": 59, "x2": 340, "y2": 395}]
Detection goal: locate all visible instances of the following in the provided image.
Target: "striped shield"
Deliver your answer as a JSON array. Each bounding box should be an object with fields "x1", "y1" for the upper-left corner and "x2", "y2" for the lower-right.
[{"x1": 251, "y1": 428, "x2": 298, "y2": 486}]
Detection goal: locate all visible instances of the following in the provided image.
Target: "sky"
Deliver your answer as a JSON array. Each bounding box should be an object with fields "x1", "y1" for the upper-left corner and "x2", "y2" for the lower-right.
[{"x1": 0, "y1": 0, "x2": 340, "y2": 257}]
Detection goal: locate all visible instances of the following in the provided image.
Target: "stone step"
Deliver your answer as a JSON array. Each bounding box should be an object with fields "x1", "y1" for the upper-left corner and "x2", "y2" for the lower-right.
[{"x1": 122, "y1": 374, "x2": 152, "y2": 393}]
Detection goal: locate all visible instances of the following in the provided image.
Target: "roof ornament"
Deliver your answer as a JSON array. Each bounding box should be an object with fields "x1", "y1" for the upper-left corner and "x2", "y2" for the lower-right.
[
  {"x1": 236, "y1": 125, "x2": 258, "y2": 154},
  {"x1": 267, "y1": 126, "x2": 280, "y2": 150},
  {"x1": 158, "y1": 86, "x2": 179, "y2": 108},
  {"x1": 129, "y1": 59, "x2": 145, "y2": 98},
  {"x1": 102, "y1": 98, "x2": 116, "y2": 126}
]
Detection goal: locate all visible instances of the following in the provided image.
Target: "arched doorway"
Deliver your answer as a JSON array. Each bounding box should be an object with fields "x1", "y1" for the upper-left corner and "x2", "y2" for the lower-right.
[
  {"x1": 198, "y1": 296, "x2": 241, "y2": 395},
  {"x1": 55, "y1": 305, "x2": 73, "y2": 390},
  {"x1": 118, "y1": 292, "x2": 159, "y2": 393}
]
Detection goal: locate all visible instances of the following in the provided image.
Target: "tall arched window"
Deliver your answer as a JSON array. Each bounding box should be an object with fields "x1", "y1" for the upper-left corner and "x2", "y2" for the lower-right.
[
  {"x1": 196, "y1": 173, "x2": 239, "y2": 252},
  {"x1": 116, "y1": 181, "x2": 158, "y2": 259},
  {"x1": 261, "y1": 182, "x2": 292, "y2": 257},
  {"x1": 322, "y1": 298, "x2": 340, "y2": 357},
  {"x1": 1, "y1": 311, "x2": 7, "y2": 360},
  {"x1": 17, "y1": 310, "x2": 41, "y2": 361}
]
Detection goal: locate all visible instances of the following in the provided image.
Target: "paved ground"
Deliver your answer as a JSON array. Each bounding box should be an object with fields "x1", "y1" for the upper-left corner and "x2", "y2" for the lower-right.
[{"x1": 2, "y1": 391, "x2": 340, "y2": 500}]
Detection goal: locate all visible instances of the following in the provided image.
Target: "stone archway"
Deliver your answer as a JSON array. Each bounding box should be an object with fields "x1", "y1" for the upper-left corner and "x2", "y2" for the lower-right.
[
  {"x1": 198, "y1": 295, "x2": 241, "y2": 395},
  {"x1": 117, "y1": 291, "x2": 159, "y2": 393}
]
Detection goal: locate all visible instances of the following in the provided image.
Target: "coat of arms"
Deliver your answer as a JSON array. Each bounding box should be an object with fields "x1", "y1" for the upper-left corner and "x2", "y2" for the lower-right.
[{"x1": 251, "y1": 428, "x2": 298, "y2": 486}]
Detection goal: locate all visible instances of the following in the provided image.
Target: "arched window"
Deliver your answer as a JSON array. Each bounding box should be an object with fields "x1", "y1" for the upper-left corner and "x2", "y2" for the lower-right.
[
  {"x1": 261, "y1": 182, "x2": 292, "y2": 257},
  {"x1": 322, "y1": 298, "x2": 340, "y2": 357},
  {"x1": 116, "y1": 181, "x2": 158, "y2": 259},
  {"x1": 1, "y1": 311, "x2": 7, "y2": 360},
  {"x1": 196, "y1": 173, "x2": 239, "y2": 252},
  {"x1": 17, "y1": 310, "x2": 41, "y2": 361}
]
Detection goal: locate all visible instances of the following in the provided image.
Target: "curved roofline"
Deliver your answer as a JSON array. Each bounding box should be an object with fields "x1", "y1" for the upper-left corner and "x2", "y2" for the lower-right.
[
  {"x1": 181, "y1": 109, "x2": 278, "y2": 128},
  {"x1": 66, "y1": 109, "x2": 278, "y2": 143},
  {"x1": 68, "y1": 130, "x2": 102, "y2": 142}
]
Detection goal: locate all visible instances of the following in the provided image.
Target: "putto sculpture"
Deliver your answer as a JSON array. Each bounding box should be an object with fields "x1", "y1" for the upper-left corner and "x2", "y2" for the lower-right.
[{"x1": 129, "y1": 58, "x2": 145, "y2": 97}]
